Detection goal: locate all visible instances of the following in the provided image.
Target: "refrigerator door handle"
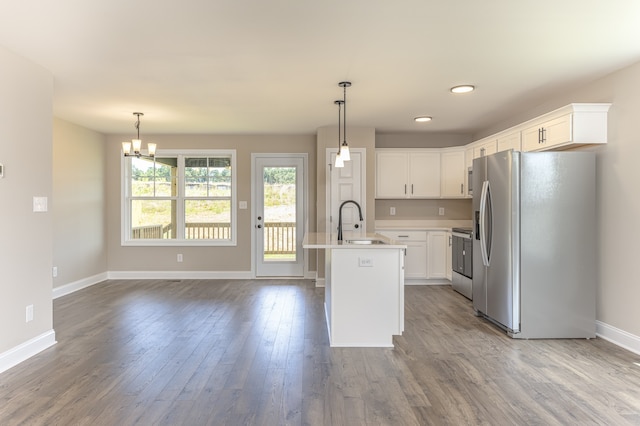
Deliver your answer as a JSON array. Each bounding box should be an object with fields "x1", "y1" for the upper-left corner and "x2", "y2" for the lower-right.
[{"x1": 479, "y1": 180, "x2": 491, "y2": 266}]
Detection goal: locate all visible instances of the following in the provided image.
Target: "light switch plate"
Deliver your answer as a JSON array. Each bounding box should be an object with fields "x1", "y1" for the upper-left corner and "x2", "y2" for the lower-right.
[
  {"x1": 33, "y1": 196, "x2": 48, "y2": 212},
  {"x1": 239, "y1": 201, "x2": 248, "y2": 209}
]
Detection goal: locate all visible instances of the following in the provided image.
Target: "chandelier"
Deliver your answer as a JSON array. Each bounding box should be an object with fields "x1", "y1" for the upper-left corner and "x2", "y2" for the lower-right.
[{"x1": 122, "y1": 112, "x2": 157, "y2": 159}]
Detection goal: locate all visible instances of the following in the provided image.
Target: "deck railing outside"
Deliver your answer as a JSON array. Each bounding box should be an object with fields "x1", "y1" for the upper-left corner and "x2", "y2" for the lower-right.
[
  {"x1": 132, "y1": 222, "x2": 296, "y2": 254},
  {"x1": 263, "y1": 222, "x2": 296, "y2": 254}
]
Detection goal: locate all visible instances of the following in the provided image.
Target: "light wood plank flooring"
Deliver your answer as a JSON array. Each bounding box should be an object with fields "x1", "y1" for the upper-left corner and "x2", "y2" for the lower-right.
[{"x1": 1, "y1": 280, "x2": 639, "y2": 425}]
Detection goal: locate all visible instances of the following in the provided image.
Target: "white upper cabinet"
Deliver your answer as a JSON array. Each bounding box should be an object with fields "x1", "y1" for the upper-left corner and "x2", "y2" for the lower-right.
[
  {"x1": 497, "y1": 131, "x2": 521, "y2": 153},
  {"x1": 376, "y1": 150, "x2": 440, "y2": 198},
  {"x1": 440, "y1": 149, "x2": 466, "y2": 198},
  {"x1": 473, "y1": 139, "x2": 497, "y2": 159},
  {"x1": 375, "y1": 151, "x2": 408, "y2": 198},
  {"x1": 520, "y1": 103, "x2": 610, "y2": 152}
]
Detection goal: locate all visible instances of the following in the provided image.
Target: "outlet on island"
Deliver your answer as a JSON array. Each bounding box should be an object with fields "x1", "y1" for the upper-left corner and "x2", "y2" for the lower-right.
[{"x1": 177, "y1": 253, "x2": 183, "y2": 262}]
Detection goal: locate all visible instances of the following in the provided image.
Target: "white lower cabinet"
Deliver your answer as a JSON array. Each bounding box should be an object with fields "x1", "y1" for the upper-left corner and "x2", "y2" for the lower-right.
[
  {"x1": 376, "y1": 230, "x2": 427, "y2": 280},
  {"x1": 377, "y1": 229, "x2": 450, "y2": 283},
  {"x1": 427, "y1": 231, "x2": 448, "y2": 279},
  {"x1": 404, "y1": 241, "x2": 428, "y2": 279}
]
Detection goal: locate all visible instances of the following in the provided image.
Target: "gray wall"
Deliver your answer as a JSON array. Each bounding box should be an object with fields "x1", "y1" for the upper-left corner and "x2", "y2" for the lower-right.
[
  {"x1": 104, "y1": 134, "x2": 317, "y2": 274},
  {"x1": 0, "y1": 46, "x2": 54, "y2": 354},
  {"x1": 53, "y1": 119, "x2": 107, "y2": 289}
]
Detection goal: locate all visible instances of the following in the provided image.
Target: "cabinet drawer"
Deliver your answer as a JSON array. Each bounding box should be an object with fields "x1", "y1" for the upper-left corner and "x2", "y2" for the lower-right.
[{"x1": 377, "y1": 230, "x2": 427, "y2": 241}]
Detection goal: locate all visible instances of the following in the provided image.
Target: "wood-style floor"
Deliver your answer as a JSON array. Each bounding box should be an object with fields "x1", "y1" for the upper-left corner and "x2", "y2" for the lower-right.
[{"x1": 1, "y1": 280, "x2": 639, "y2": 425}]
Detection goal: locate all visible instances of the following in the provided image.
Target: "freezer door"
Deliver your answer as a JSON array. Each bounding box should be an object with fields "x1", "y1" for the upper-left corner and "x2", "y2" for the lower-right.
[
  {"x1": 485, "y1": 151, "x2": 520, "y2": 332},
  {"x1": 472, "y1": 157, "x2": 487, "y2": 312}
]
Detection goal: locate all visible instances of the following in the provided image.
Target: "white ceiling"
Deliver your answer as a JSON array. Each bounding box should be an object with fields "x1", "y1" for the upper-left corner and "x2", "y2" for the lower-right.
[{"x1": 1, "y1": 1, "x2": 640, "y2": 136}]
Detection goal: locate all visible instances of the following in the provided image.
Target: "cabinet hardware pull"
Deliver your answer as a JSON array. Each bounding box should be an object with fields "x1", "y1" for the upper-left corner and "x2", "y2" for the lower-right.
[
  {"x1": 398, "y1": 235, "x2": 409, "y2": 238},
  {"x1": 404, "y1": 184, "x2": 407, "y2": 194},
  {"x1": 541, "y1": 127, "x2": 546, "y2": 143},
  {"x1": 411, "y1": 184, "x2": 414, "y2": 194},
  {"x1": 460, "y1": 183, "x2": 464, "y2": 194},
  {"x1": 538, "y1": 128, "x2": 542, "y2": 143}
]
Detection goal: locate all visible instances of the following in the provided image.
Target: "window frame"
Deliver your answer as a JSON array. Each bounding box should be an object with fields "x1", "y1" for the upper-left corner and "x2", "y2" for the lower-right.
[{"x1": 121, "y1": 149, "x2": 237, "y2": 246}]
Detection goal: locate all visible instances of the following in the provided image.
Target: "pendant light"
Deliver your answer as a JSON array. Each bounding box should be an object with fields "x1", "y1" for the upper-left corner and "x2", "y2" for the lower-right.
[
  {"x1": 338, "y1": 81, "x2": 351, "y2": 161},
  {"x1": 334, "y1": 100, "x2": 345, "y2": 168},
  {"x1": 122, "y1": 112, "x2": 157, "y2": 159}
]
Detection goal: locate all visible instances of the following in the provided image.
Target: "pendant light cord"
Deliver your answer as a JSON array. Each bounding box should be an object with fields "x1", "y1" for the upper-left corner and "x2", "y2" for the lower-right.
[{"x1": 343, "y1": 84, "x2": 347, "y2": 145}]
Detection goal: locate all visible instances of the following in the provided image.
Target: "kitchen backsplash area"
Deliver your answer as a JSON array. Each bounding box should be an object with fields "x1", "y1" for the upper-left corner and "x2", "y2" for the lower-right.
[{"x1": 375, "y1": 198, "x2": 472, "y2": 221}]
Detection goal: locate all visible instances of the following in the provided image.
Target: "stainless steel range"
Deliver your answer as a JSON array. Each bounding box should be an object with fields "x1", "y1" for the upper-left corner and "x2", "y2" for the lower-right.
[{"x1": 451, "y1": 227, "x2": 473, "y2": 299}]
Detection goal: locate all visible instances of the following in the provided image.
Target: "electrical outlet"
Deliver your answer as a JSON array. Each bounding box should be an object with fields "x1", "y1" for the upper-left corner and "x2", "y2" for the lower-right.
[
  {"x1": 177, "y1": 254, "x2": 183, "y2": 262},
  {"x1": 26, "y1": 305, "x2": 33, "y2": 322},
  {"x1": 359, "y1": 257, "x2": 373, "y2": 267},
  {"x1": 390, "y1": 207, "x2": 396, "y2": 216},
  {"x1": 439, "y1": 207, "x2": 445, "y2": 216},
  {"x1": 52, "y1": 266, "x2": 58, "y2": 278}
]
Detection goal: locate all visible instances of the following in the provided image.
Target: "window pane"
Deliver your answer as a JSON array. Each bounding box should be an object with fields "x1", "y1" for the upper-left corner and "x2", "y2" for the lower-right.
[
  {"x1": 185, "y1": 157, "x2": 208, "y2": 197},
  {"x1": 209, "y1": 161, "x2": 231, "y2": 197},
  {"x1": 131, "y1": 199, "x2": 176, "y2": 239},
  {"x1": 184, "y1": 199, "x2": 231, "y2": 239},
  {"x1": 263, "y1": 167, "x2": 297, "y2": 261},
  {"x1": 131, "y1": 157, "x2": 176, "y2": 197},
  {"x1": 155, "y1": 160, "x2": 175, "y2": 196},
  {"x1": 185, "y1": 156, "x2": 232, "y2": 197}
]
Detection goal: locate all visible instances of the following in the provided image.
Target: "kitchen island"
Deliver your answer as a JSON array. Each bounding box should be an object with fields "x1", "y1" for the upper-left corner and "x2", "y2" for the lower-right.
[{"x1": 303, "y1": 232, "x2": 407, "y2": 347}]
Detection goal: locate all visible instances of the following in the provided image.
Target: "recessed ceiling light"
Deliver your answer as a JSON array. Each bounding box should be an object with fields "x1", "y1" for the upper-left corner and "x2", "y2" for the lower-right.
[
  {"x1": 450, "y1": 85, "x2": 475, "y2": 94},
  {"x1": 414, "y1": 116, "x2": 432, "y2": 123}
]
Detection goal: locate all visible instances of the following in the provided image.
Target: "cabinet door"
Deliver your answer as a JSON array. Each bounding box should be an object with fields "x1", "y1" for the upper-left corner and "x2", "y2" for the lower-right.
[
  {"x1": 404, "y1": 241, "x2": 428, "y2": 279},
  {"x1": 544, "y1": 114, "x2": 572, "y2": 148},
  {"x1": 440, "y1": 150, "x2": 466, "y2": 198},
  {"x1": 522, "y1": 114, "x2": 571, "y2": 151},
  {"x1": 376, "y1": 151, "x2": 408, "y2": 198},
  {"x1": 427, "y1": 231, "x2": 448, "y2": 279},
  {"x1": 497, "y1": 132, "x2": 521, "y2": 153},
  {"x1": 474, "y1": 140, "x2": 497, "y2": 159},
  {"x1": 409, "y1": 152, "x2": 440, "y2": 198},
  {"x1": 465, "y1": 146, "x2": 474, "y2": 169}
]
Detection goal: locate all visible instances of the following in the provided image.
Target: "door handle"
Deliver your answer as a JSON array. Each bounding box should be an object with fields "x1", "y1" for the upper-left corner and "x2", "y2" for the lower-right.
[
  {"x1": 256, "y1": 224, "x2": 262, "y2": 229},
  {"x1": 479, "y1": 180, "x2": 490, "y2": 267}
]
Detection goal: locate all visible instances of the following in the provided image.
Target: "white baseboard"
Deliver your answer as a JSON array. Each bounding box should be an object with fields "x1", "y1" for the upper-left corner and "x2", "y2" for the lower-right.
[
  {"x1": 107, "y1": 270, "x2": 253, "y2": 280},
  {"x1": 596, "y1": 320, "x2": 640, "y2": 356},
  {"x1": 0, "y1": 330, "x2": 56, "y2": 375},
  {"x1": 405, "y1": 279, "x2": 451, "y2": 286},
  {"x1": 53, "y1": 272, "x2": 108, "y2": 299}
]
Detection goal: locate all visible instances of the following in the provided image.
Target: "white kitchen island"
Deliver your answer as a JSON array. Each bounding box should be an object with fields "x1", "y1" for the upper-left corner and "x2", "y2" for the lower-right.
[{"x1": 303, "y1": 232, "x2": 406, "y2": 347}]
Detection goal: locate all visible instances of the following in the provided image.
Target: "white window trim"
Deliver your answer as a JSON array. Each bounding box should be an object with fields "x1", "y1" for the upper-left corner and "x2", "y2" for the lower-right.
[{"x1": 121, "y1": 149, "x2": 237, "y2": 247}]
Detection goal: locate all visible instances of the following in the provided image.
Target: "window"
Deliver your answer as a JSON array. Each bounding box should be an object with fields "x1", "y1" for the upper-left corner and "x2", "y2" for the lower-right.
[{"x1": 122, "y1": 150, "x2": 236, "y2": 246}]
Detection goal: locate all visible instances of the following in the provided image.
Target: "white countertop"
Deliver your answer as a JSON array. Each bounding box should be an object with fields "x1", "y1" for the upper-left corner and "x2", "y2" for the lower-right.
[{"x1": 303, "y1": 232, "x2": 407, "y2": 249}]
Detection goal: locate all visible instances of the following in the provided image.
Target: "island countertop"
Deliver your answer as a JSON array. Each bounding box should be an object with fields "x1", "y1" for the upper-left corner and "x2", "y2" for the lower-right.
[{"x1": 302, "y1": 232, "x2": 408, "y2": 249}]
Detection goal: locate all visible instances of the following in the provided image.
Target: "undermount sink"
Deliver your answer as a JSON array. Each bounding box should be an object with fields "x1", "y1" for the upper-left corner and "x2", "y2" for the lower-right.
[{"x1": 345, "y1": 239, "x2": 387, "y2": 245}]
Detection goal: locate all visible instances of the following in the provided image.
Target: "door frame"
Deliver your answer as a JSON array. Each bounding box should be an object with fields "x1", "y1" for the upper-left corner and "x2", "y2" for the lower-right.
[{"x1": 251, "y1": 153, "x2": 309, "y2": 278}]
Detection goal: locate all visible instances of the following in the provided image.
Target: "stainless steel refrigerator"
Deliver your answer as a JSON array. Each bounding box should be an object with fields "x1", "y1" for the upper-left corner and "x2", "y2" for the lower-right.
[{"x1": 472, "y1": 150, "x2": 596, "y2": 339}]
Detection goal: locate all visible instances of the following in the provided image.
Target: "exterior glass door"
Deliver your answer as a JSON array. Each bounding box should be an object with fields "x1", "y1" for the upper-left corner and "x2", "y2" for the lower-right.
[{"x1": 254, "y1": 156, "x2": 305, "y2": 277}]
